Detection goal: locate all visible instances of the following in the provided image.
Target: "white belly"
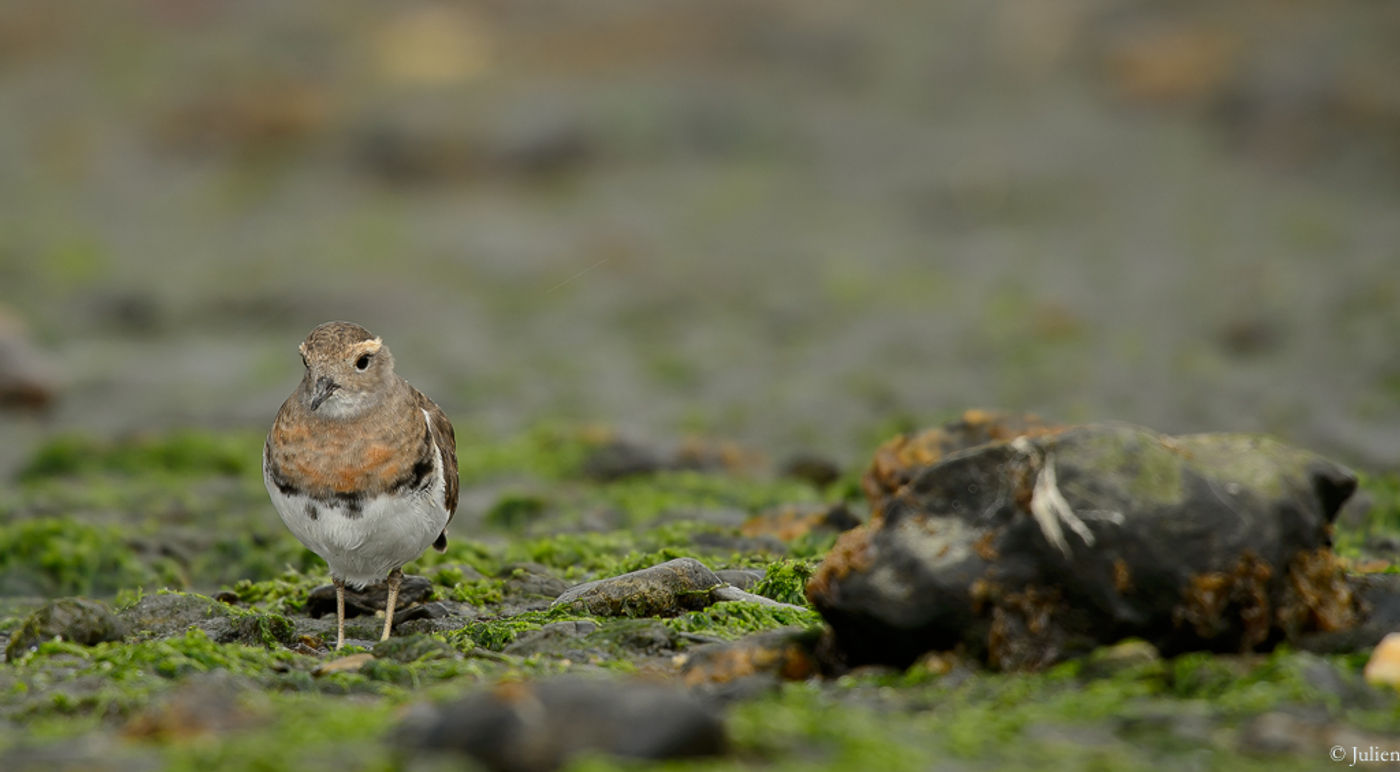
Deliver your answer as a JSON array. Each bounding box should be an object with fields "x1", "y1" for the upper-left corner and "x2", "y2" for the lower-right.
[
  {"x1": 267, "y1": 483, "x2": 449, "y2": 588},
  {"x1": 264, "y1": 415, "x2": 450, "y2": 588}
]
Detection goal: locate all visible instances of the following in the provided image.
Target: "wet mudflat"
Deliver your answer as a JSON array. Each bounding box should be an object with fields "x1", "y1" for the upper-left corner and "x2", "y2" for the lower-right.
[
  {"x1": 1, "y1": 422, "x2": 1399, "y2": 771},
  {"x1": 3, "y1": 1, "x2": 1400, "y2": 770}
]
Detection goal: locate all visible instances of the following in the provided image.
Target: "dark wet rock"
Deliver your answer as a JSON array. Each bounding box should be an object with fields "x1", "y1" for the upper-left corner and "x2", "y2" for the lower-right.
[
  {"x1": 124, "y1": 671, "x2": 267, "y2": 740},
  {"x1": 393, "y1": 600, "x2": 453, "y2": 625},
  {"x1": 6, "y1": 598, "x2": 125, "y2": 661},
  {"x1": 810, "y1": 420, "x2": 1363, "y2": 670},
  {"x1": 680, "y1": 628, "x2": 822, "y2": 688},
  {"x1": 500, "y1": 563, "x2": 570, "y2": 601},
  {"x1": 580, "y1": 436, "x2": 758, "y2": 481},
  {"x1": 779, "y1": 453, "x2": 843, "y2": 488},
  {"x1": 306, "y1": 574, "x2": 434, "y2": 619},
  {"x1": 709, "y1": 586, "x2": 807, "y2": 610},
  {"x1": 553, "y1": 558, "x2": 723, "y2": 617},
  {"x1": 391, "y1": 601, "x2": 474, "y2": 638},
  {"x1": 690, "y1": 531, "x2": 784, "y2": 556},
  {"x1": 741, "y1": 503, "x2": 861, "y2": 542},
  {"x1": 502, "y1": 620, "x2": 599, "y2": 657},
  {"x1": 118, "y1": 593, "x2": 236, "y2": 641},
  {"x1": 396, "y1": 676, "x2": 725, "y2": 771},
  {"x1": 601, "y1": 619, "x2": 678, "y2": 656},
  {"x1": 714, "y1": 569, "x2": 765, "y2": 591},
  {"x1": 581, "y1": 437, "x2": 685, "y2": 480},
  {"x1": 861, "y1": 410, "x2": 1058, "y2": 508},
  {"x1": 373, "y1": 633, "x2": 457, "y2": 663},
  {"x1": 230, "y1": 612, "x2": 298, "y2": 648},
  {"x1": 1298, "y1": 573, "x2": 1400, "y2": 653}
]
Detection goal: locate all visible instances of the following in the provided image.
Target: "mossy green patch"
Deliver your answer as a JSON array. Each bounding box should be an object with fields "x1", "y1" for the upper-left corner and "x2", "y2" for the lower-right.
[
  {"x1": 445, "y1": 608, "x2": 594, "y2": 652},
  {"x1": 447, "y1": 577, "x2": 506, "y2": 606},
  {"x1": 587, "y1": 470, "x2": 821, "y2": 526},
  {"x1": 455, "y1": 423, "x2": 598, "y2": 483},
  {"x1": 220, "y1": 570, "x2": 322, "y2": 614},
  {"x1": 749, "y1": 559, "x2": 818, "y2": 606},
  {"x1": 484, "y1": 491, "x2": 550, "y2": 530},
  {"x1": 0, "y1": 517, "x2": 180, "y2": 596},
  {"x1": 19, "y1": 431, "x2": 260, "y2": 481},
  {"x1": 665, "y1": 602, "x2": 822, "y2": 641},
  {"x1": 1337, "y1": 471, "x2": 1400, "y2": 556}
]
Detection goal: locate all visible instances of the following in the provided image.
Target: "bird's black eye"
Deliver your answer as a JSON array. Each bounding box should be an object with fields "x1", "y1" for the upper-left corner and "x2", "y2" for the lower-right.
[{"x1": 355, "y1": 354, "x2": 372, "y2": 371}]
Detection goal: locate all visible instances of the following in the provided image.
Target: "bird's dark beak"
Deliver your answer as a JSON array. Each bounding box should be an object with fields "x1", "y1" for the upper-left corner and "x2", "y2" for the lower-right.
[{"x1": 309, "y1": 376, "x2": 339, "y2": 411}]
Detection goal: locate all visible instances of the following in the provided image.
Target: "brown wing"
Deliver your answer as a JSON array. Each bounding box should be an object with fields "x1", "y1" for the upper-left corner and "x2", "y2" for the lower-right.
[{"x1": 411, "y1": 387, "x2": 458, "y2": 550}]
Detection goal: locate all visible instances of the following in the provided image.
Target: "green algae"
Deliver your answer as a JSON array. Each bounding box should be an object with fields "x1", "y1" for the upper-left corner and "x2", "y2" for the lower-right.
[
  {"x1": 586, "y1": 470, "x2": 821, "y2": 526},
  {"x1": 2, "y1": 425, "x2": 1397, "y2": 771},
  {"x1": 455, "y1": 423, "x2": 598, "y2": 483},
  {"x1": 19, "y1": 431, "x2": 260, "y2": 481},
  {"x1": 446, "y1": 608, "x2": 594, "y2": 652},
  {"x1": 0, "y1": 517, "x2": 180, "y2": 596},
  {"x1": 665, "y1": 602, "x2": 822, "y2": 641},
  {"x1": 447, "y1": 577, "x2": 506, "y2": 606},
  {"x1": 749, "y1": 559, "x2": 818, "y2": 606},
  {"x1": 1336, "y1": 471, "x2": 1400, "y2": 557}
]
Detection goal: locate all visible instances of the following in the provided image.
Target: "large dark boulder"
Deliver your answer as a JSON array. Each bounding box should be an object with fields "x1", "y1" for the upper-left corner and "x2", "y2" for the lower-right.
[{"x1": 809, "y1": 419, "x2": 1362, "y2": 670}]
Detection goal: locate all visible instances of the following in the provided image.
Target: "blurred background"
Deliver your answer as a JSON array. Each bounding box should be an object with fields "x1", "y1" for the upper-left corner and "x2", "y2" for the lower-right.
[{"x1": 1, "y1": 0, "x2": 1399, "y2": 476}]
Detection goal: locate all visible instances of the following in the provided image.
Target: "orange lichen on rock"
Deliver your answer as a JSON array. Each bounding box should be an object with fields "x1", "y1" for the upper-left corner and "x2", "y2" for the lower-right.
[
  {"x1": 741, "y1": 503, "x2": 860, "y2": 543},
  {"x1": 862, "y1": 410, "x2": 1061, "y2": 518},
  {"x1": 805, "y1": 526, "x2": 873, "y2": 604},
  {"x1": 1279, "y1": 547, "x2": 1362, "y2": 635},
  {"x1": 1172, "y1": 552, "x2": 1274, "y2": 650},
  {"x1": 986, "y1": 585, "x2": 1067, "y2": 671}
]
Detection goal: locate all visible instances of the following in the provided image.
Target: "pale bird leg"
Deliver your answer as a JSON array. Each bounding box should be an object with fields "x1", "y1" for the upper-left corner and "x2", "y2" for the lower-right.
[
  {"x1": 334, "y1": 576, "x2": 347, "y2": 651},
  {"x1": 381, "y1": 567, "x2": 403, "y2": 642}
]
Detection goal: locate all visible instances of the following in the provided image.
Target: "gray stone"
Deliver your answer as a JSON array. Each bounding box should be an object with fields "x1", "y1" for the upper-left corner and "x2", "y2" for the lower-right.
[
  {"x1": 552, "y1": 558, "x2": 722, "y2": 617},
  {"x1": 6, "y1": 598, "x2": 125, "y2": 662},
  {"x1": 118, "y1": 592, "x2": 235, "y2": 642},
  {"x1": 396, "y1": 676, "x2": 725, "y2": 771}
]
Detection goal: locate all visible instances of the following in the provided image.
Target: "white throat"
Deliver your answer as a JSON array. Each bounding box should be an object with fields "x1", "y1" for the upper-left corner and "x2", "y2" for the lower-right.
[{"x1": 313, "y1": 390, "x2": 377, "y2": 419}]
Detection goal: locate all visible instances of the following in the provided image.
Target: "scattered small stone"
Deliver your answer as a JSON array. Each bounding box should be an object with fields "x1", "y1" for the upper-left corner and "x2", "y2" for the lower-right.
[
  {"x1": 741, "y1": 503, "x2": 861, "y2": 542},
  {"x1": 306, "y1": 575, "x2": 434, "y2": 619},
  {"x1": 779, "y1": 453, "x2": 843, "y2": 488},
  {"x1": 1077, "y1": 639, "x2": 1162, "y2": 681},
  {"x1": 1363, "y1": 633, "x2": 1400, "y2": 687},
  {"x1": 552, "y1": 558, "x2": 722, "y2": 617},
  {"x1": 395, "y1": 676, "x2": 726, "y2": 771},
  {"x1": 714, "y1": 569, "x2": 765, "y2": 591},
  {"x1": 373, "y1": 634, "x2": 456, "y2": 663},
  {"x1": 579, "y1": 435, "x2": 758, "y2": 481},
  {"x1": 500, "y1": 563, "x2": 570, "y2": 600},
  {"x1": 5, "y1": 598, "x2": 125, "y2": 662},
  {"x1": 118, "y1": 593, "x2": 236, "y2": 642},
  {"x1": 679, "y1": 628, "x2": 821, "y2": 688},
  {"x1": 0, "y1": 305, "x2": 59, "y2": 411},
  {"x1": 502, "y1": 620, "x2": 599, "y2": 657},
  {"x1": 124, "y1": 671, "x2": 267, "y2": 740},
  {"x1": 709, "y1": 586, "x2": 807, "y2": 610},
  {"x1": 314, "y1": 653, "x2": 376, "y2": 677},
  {"x1": 394, "y1": 600, "x2": 453, "y2": 625}
]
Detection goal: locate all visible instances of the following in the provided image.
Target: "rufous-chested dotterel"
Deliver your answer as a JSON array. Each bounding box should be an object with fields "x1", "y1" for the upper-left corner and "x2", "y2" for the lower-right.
[{"x1": 263, "y1": 321, "x2": 458, "y2": 650}]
